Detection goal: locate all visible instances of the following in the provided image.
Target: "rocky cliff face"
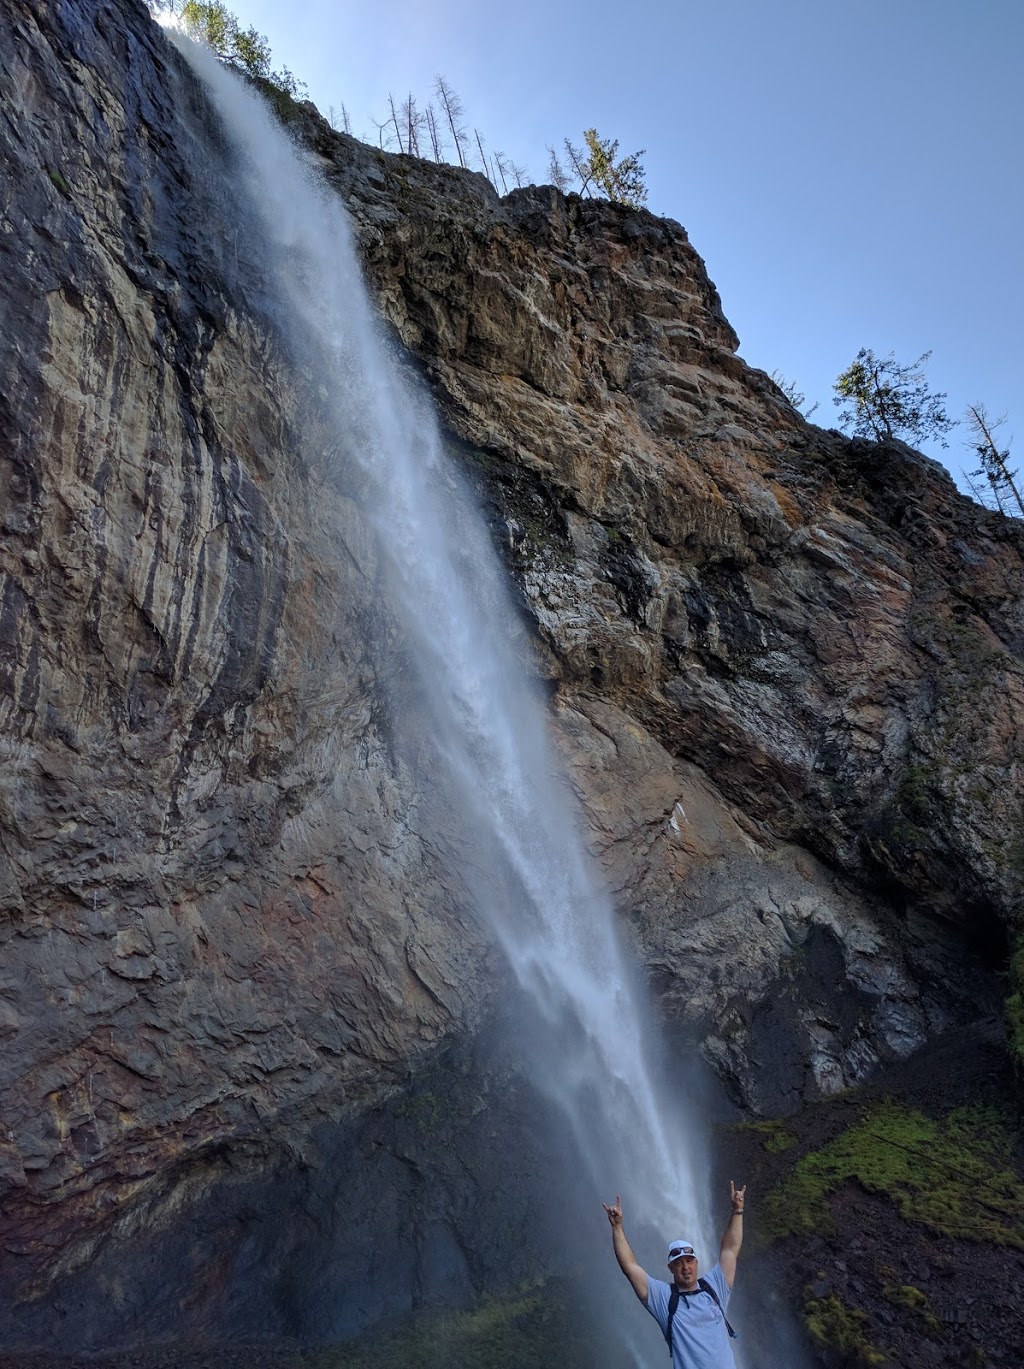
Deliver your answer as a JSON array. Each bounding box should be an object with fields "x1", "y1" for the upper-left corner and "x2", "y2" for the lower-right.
[
  {"x1": 310, "y1": 111, "x2": 1023, "y2": 1108},
  {"x1": 1, "y1": 0, "x2": 1022, "y2": 1359}
]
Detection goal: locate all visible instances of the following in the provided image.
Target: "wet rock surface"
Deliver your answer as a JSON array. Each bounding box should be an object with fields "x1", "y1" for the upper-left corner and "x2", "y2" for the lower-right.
[
  {"x1": 1, "y1": 0, "x2": 1023, "y2": 1361},
  {"x1": 1, "y1": 0, "x2": 493, "y2": 1319}
]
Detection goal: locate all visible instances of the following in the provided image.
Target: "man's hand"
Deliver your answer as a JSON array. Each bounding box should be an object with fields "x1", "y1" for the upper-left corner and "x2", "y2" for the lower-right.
[
  {"x1": 603, "y1": 1194, "x2": 624, "y2": 1227},
  {"x1": 721, "y1": 1180, "x2": 746, "y2": 1287},
  {"x1": 603, "y1": 1195, "x2": 648, "y2": 1302}
]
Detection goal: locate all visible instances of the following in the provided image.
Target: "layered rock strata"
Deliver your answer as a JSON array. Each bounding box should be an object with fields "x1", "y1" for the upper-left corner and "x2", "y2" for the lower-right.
[
  {"x1": 1, "y1": 0, "x2": 1022, "y2": 1351},
  {"x1": 304, "y1": 109, "x2": 1023, "y2": 1104}
]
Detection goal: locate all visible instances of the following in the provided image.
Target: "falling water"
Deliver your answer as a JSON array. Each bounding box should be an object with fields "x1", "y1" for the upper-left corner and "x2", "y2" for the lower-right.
[{"x1": 170, "y1": 31, "x2": 737, "y2": 1363}]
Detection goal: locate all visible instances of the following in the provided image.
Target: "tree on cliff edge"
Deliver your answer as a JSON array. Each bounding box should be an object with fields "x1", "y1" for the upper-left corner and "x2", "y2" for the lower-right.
[
  {"x1": 833, "y1": 348, "x2": 955, "y2": 448},
  {"x1": 562, "y1": 130, "x2": 647, "y2": 208},
  {"x1": 964, "y1": 404, "x2": 1023, "y2": 517},
  {"x1": 179, "y1": 1, "x2": 306, "y2": 97}
]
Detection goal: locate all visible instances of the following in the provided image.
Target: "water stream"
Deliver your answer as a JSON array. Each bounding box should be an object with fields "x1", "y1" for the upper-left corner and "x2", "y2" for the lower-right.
[{"x1": 171, "y1": 33, "x2": 732, "y2": 1365}]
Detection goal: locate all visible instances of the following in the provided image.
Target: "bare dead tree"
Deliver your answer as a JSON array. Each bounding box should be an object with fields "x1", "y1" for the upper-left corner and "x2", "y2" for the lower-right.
[
  {"x1": 474, "y1": 128, "x2": 489, "y2": 176},
  {"x1": 401, "y1": 92, "x2": 426, "y2": 157},
  {"x1": 562, "y1": 137, "x2": 593, "y2": 195},
  {"x1": 387, "y1": 93, "x2": 405, "y2": 153},
  {"x1": 492, "y1": 149, "x2": 511, "y2": 194},
  {"x1": 434, "y1": 74, "x2": 468, "y2": 168},
  {"x1": 770, "y1": 369, "x2": 819, "y2": 420},
  {"x1": 546, "y1": 145, "x2": 571, "y2": 192},
  {"x1": 964, "y1": 470, "x2": 1005, "y2": 514},
  {"x1": 510, "y1": 160, "x2": 528, "y2": 188},
  {"x1": 965, "y1": 403, "x2": 1023, "y2": 517},
  {"x1": 327, "y1": 103, "x2": 353, "y2": 135},
  {"x1": 424, "y1": 103, "x2": 444, "y2": 161}
]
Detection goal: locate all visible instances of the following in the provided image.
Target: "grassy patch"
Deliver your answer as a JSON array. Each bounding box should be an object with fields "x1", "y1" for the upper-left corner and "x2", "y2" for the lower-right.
[
  {"x1": 878, "y1": 1278, "x2": 940, "y2": 1334},
  {"x1": 803, "y1": 1290, "x2": 888, "y2": 1366},
  {"x1": 312, "y1": 1280, "x2": 599, "y2": 1369},
  {"x1": 761, "y1": 1100, "x2": 1024, "y2": 1248},
  {"x1": 736, "y1": 1118, "x2": 797, "y2": 1155},
  {"x1": 1007, "y1": 935, "x2": 1024, "y2": 1072}
]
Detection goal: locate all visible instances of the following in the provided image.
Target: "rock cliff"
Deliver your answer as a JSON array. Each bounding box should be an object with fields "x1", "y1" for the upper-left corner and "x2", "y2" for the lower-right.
[
  {"x1": 1, "y1": 0, "x2": 1022, "y2": 1360},
  {"x1": 305, "y1": 108, "x2": 1023, "y2": 1108}
]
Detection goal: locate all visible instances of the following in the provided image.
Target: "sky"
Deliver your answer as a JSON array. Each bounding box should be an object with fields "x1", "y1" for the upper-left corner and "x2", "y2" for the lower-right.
[{"x1": 211, "y1": 0, "x2": 1022, "y2": 496}]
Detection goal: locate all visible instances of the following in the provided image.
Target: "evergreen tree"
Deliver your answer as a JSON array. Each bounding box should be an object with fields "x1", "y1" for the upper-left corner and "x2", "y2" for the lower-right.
[
  {"x1": 179, "y1": 1, "x2": 306, "y2": 97},
  {"x1": 558, "y1": 131, "x2": 646, "y2": 207},
  {"x1": 833, "y1": 348, "x2": 955, "y2": 447},
  {"x1": 583, "y1": 129, "x2": 647, "y2": 207}
]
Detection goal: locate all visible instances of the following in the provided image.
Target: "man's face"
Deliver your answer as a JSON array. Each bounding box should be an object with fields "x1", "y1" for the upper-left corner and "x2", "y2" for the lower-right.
[{"x1": 669, "y1": 1253, "x2": 699, "y2": 1290}]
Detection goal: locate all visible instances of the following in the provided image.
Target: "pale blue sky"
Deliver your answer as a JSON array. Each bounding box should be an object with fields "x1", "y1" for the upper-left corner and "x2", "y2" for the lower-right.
[{"x1": 221, "y1": 0, "x2": 1022, "y2": 495}]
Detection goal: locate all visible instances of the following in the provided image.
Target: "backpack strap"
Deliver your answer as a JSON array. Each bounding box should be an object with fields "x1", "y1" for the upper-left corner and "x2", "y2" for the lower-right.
[
  {"x1": 664, "y1": 1286, "x2": 680, "y2": 1356},
  {"x1": 664, "y1": 1279, "x2": 738, "y2": 1355},
  {"x1": 697, "y1": 1277, "x2": 737, "y2": 1339}
]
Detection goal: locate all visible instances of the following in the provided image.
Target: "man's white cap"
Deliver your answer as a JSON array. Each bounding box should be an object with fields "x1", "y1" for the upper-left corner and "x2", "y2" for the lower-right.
[{"x1": 667, "y1": 1240, "x2": 697, "y2": 1266}]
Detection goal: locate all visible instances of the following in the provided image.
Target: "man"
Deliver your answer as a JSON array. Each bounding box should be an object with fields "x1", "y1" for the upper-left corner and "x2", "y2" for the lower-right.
[{"x1": 602, "y1": 1182, "x2": 745, "y2": 1368}]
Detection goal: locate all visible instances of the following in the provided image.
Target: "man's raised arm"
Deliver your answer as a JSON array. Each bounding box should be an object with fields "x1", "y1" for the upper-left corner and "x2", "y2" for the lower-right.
[
  {"x1": 719, "y1": 1180, "x2": 746, "y2": 1288},
  {"x1": 603, "y1": 1194, "x2": 649, "y2": 1302}
]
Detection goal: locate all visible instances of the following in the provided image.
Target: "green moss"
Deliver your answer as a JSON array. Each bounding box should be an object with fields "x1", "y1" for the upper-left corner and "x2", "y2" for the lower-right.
[
  {"x1": 736, "y1": 1118, "x2": 797, "y2": 1154},
  {"x1": 802, "y1": 1291, "x2": 888, "y2": 1366},
  {"x1": 260, "y1": 79, "x2": 303, "y2": 124},
  {"x1": 47, "y1": 168, "x2": 70, "y2": 195},
  {"x1": 1007, "y1": 936, "x2": 1024, "y2": 1071},
  {"x1": 311, "y1": 1280, "x2": 599, "y2": 1368},
  {"x1": 875, "y1": 761, "x2": 942, "y2": 847},
  {"x1": 877, "y1": 1272, "x2": 940, "y2": 1333},
  {"x1": 761, "y1": 1100, "x2": 1024, "y2": 1248}
]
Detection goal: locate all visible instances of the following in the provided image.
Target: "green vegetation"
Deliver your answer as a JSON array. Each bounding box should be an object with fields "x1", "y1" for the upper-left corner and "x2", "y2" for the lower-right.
[
  {"x1": 178, "y1": 1, "x2": 307, "y2": 97},
  {"x1": 581, "y1": 130, "x2": 647, "y2": 207},
  {"x1": 46, "y1": 168, "x2": 70, "y2": 195},
  {"x1": 396, "y1": 1089, "x2": 445, "y2": 1134},
  {"x1": 877, "y1": 1275, "x2": 940, "y2": 1334},
  {"x1": 311, "y1": 1280, "x2": 599, "y2": 1369},
  {"x1": 761, "y1": 1100, "x2": 1024, "y2": 1248},
  {"x1": 802, "y1": 1290, "x2": 888, "y2": 1366},
  {"x1": 154, "y1": 3, "x2": 649, "y2": 205},
  {"x1": 872, "y1": 759, "x2": 942, "y2": 850},
  {"x1": 833, "y1": 348, "x2": 955, "y2": 448},
  {"x1": 1007, "y1": 934, "x2": 1024, "y2": 1071},
  {"x1": 736, "y1": 1117, "x2": 797, "y2": 1155},
  {"x1": 551, "y1": 131, "x2": 647, "y2": 207}
]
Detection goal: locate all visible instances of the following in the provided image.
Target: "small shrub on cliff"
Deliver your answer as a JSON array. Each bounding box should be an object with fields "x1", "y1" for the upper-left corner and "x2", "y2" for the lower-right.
[
  {"x1": 833, "y1": 348, "x2": 955, "y2": 447},
  {"x1": 878, "y1": 1276, "x2": 941, "y2": 1334},
  {"x1": 803, "y1": 1291, "x2": 888, "y2": 1366}
]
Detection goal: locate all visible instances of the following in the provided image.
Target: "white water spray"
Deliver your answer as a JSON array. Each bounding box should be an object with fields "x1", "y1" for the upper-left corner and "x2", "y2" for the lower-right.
[{"x1": 173, "y1": 33, "x2": 725, "y2": 1358}]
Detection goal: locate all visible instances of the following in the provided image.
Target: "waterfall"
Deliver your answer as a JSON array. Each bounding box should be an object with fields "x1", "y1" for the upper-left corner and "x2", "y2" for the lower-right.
[{"x1": 171, "y1": 32, "x2": 726, "y2": 1363}]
